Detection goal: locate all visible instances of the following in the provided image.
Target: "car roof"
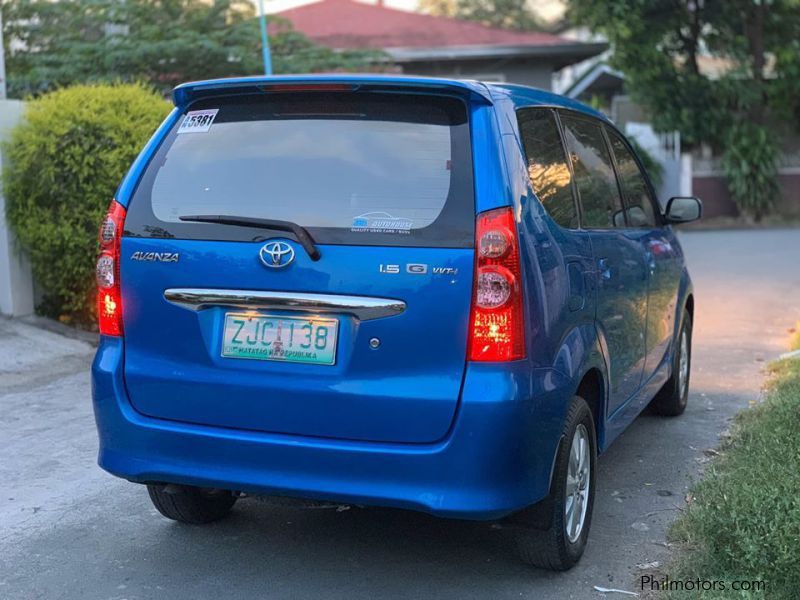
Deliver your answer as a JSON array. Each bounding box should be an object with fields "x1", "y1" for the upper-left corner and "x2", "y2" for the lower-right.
[
  {"x1": 172, "y1": 75, "x2": 606, "y2": 120},
  {"x1": 172, "y1": 74, "x2": 494, "y2": 106},
  {"x1": 484, "y1": 82, "x2": 608, "y2": 121}
]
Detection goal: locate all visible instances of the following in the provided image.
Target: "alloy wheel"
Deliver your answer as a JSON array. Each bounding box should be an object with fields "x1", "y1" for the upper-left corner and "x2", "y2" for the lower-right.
[
  {"x1": 565, "y1": 423, "x2": 591, "y2": 543},
  {"x1": 678, "y1": 329, "x2": 689, "y2": 399}
]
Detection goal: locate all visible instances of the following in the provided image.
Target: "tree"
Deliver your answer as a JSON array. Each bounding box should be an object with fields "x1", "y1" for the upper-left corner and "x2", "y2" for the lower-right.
[
  {"x1": 1, "y1": 0, "x2": 388, "y2": 98},
  {"x1": 3, "y1": 84, "x2": 170, "y2": 324},
  {"x1": 566, "y1": 0, "x2": 800, "y2": 220},
  {"x1": 419, "y1": 0, "x2": 545, "y2": 31}
]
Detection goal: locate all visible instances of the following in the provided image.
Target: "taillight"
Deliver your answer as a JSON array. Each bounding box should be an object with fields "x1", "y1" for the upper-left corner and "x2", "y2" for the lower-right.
[
  {"x1": 96, "y1": 200, "x2": 126, "y2": 336},
  {"x1": 468, "y1": 207, "x2": 525, "y2": 361}
]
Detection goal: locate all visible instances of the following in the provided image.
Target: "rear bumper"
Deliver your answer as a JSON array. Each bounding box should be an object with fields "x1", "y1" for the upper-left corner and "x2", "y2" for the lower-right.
[{"x1": 92, "y1": 337, "x2": 569, "y2": 520}]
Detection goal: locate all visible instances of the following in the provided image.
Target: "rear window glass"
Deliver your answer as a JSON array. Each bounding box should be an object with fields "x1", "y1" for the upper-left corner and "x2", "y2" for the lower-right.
[{"x1": 125, "y1": 92, "x2": 474, "y2": 247}]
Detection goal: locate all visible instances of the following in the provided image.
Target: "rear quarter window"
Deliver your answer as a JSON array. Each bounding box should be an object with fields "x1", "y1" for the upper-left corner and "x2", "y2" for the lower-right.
[
  {"x1": 517, "y1": 108, "x2": 578, "y2": 229},
  {"x1": 125, "y1": 92, "x2": 475, "y2": 248}
]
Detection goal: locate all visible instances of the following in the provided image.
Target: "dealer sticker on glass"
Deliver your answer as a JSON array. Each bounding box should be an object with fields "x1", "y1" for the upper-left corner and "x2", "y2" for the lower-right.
[
  {"x1": 177, "y1": 109, "x2": 219, "y2": 134},
  {"x1": 351, "y1": 211, "x2": 413, "y2": 234}
]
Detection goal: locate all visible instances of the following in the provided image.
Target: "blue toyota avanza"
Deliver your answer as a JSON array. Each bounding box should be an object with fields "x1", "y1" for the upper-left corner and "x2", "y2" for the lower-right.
[{"x1": 92, "y1": 75, "x2": 702, "y2": 570}]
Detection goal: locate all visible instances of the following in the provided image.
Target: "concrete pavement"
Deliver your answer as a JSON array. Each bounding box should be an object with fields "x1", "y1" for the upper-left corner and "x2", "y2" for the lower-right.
[{"x1": 2, "y1": 229, "x2": 800, "y2": 599}]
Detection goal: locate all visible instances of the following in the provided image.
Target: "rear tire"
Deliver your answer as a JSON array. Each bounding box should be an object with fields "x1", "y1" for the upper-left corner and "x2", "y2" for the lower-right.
[
  {"x1": 650, "y1": 309, "x2": 692, "y2": 417},
  {"x1": 147, "y1": 484, "x2": 237, "y2": 524},
  {"x1": 513, "y1": 396, "x2": 596, "y2": 571}
]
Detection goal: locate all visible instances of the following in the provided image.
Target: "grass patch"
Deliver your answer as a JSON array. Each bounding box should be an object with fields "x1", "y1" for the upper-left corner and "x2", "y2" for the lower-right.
[
  {"x1": 789, "y1": 323, "x2": 800, "y2": 355},
  {"x1": 666, "y1": 333, "x2": 800, "y2": 598}
]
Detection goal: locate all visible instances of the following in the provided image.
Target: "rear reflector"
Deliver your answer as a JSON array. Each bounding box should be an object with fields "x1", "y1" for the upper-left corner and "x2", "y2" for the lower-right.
[
  {"x1": 96, "y1": 200, "x2": 126, "y2": 336},
  {"x1": 468, "y1": 207, "x2": 525, "y2": 361}
]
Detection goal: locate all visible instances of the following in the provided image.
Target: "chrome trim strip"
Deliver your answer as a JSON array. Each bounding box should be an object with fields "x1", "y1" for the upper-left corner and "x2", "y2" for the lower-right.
[{"x1": 163, "y1": 288, "x2": 406, "y2": 321}]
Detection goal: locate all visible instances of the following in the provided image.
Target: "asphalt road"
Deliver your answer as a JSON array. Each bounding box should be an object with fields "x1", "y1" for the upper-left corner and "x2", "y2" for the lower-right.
[{"x1": 2, "y1": 229, "x2": 800, "y2": 600}]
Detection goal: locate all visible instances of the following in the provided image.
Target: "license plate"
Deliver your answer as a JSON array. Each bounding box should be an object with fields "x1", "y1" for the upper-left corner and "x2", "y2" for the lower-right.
[{"x1": 221, "y1": 313, "x2": 338, "y2": 365}]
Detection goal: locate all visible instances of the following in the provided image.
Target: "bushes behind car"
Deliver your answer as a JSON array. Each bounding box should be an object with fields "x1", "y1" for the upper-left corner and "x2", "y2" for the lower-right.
[{"x1": 3, "y1": 84, "x2": 171, "y2": 326}]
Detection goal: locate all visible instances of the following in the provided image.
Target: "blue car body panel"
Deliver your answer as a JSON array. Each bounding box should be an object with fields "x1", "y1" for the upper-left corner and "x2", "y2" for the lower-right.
[
  {"x1": 93, "y1": 75, "x2": 694, "y2": 519},
  {"x1": 121, "y1": 239, "x2": 474, "y2": 443},
  {"x1": 95, "y1": 338, "x2": 565, "y2": 518}
]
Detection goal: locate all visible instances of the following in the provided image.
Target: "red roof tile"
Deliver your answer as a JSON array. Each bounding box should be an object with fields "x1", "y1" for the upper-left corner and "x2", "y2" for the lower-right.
[{"x1": 274, "y1": 0, "x2": 570, "y2": 50}]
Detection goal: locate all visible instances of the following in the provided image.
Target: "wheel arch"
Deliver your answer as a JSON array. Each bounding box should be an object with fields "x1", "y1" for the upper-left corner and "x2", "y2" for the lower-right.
[
  {"x1": 541, "y1": 364, "x2": 607, "y2": 510},
  {"x1": 685, "y1": 292, "x2": 694, "y2": 322},
  {"x1": 575, "y1": 367, "x2": 606, "y2": 452}
]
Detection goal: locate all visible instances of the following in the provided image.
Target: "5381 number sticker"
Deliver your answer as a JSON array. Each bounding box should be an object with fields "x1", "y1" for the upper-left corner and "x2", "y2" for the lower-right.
[{"x1": 177, "y1": 109, "x2": 219, "y2": 134}]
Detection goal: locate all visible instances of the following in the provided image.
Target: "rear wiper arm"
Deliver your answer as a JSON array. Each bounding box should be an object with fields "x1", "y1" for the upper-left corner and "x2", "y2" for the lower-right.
[{"x1": 179, "y1": 215, "x2": 321, "y2": 261}]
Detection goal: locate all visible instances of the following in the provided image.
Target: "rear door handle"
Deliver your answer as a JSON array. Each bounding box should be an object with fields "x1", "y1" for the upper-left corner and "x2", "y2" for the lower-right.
[
  {"x1": 598, "y1": 258, "x2": 612, "y2": 280},
  {"x1": 645, "y1": 250, "x2": 656, "y2": 272}
]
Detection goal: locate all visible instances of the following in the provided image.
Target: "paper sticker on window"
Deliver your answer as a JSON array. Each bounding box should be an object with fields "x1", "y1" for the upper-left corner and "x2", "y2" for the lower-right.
[
  {"x1": 177, "y1": 109, "x2": 219, "y2": 134},
  {"x1": 352, "y1": 212, "x2": 413, "y2": 234}
]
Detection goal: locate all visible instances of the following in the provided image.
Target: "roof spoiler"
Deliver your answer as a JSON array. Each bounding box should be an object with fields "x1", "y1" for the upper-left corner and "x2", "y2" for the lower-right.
[{"x1": 172, "y1": 75, "x2": 494, "y2": 107}]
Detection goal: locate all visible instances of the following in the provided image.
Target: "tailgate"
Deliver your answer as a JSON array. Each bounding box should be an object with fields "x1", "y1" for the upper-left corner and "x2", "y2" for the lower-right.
[{"x1": 119, "y1": 88, "x2": 476, "y2": 443}]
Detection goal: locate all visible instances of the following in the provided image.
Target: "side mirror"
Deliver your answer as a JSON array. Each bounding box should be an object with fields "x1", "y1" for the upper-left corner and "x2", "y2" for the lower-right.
[{"x1": 664, "y1": 196, "x2": 702, "y2": 224}]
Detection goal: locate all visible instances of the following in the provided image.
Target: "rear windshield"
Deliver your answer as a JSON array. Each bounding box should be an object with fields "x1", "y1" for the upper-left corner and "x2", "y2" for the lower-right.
[{"x1": 125, "y1": 92, "x2": 474, "y2": 247}]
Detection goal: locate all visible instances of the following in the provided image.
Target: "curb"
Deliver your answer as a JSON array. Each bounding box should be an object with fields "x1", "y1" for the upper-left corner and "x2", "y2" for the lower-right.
[{"x1": 16, "y1": 314, "x2": 99, "y2": 347}]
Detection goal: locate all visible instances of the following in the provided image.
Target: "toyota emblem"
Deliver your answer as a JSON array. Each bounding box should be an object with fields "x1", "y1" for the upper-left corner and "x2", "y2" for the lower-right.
[{"x1": 259, "y1": 240, "x2": 296, "y2": 269}]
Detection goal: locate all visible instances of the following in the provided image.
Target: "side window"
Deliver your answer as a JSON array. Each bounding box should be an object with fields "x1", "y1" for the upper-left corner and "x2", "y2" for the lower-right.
[
  {"x1": 517, "y1": 108, "x2": 578, "y2": 229},
  {"x1": 606, "y1": 129, "x2": 658, "y2": 228},
  {"x1": 559, "y1": 115, "x2": 624, "y2": 229}
]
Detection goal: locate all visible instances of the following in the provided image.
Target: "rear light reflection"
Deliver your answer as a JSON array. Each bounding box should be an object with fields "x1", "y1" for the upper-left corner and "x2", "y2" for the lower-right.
[
  {"x1": 96, "y1": 200, "x2": 126, "y2": 337},
  {"x1": 468, "y1": 207, "x2": 525, "y2": 361},
  {"x1": 95, "y1": 255, "x2": 115, "y2": 288},
  {"x1": 478, "y1": 229, "x2": 510, "y2": 259},
  {"x1": 476, "y1": 268, "x2": 512, "y2": 309}
]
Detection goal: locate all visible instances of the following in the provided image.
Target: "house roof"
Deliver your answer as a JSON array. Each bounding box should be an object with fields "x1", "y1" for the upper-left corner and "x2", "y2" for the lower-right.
[
  {"x1": 564, "y1": 62, "x2": 625, "y2": 99},
  {"x1": 274, "y1": 0, "x2": 605, "y2": 66}
]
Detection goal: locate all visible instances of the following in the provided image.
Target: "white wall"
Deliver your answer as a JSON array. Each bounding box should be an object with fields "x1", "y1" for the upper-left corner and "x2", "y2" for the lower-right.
[
  {"x1": 625, "y1": 122, "x2": 691, "y2": 206},
  {"x1": 0, "y1": 99, "x2": 34, "y2": 317}
]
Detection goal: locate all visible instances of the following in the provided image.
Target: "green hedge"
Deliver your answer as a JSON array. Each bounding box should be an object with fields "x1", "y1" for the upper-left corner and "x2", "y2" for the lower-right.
[{"x1": 2, "y1": 83, "x2": 170, "y2": 326}]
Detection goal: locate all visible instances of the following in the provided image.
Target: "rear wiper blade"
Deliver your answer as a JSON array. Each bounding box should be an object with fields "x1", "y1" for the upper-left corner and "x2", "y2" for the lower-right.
[{"x1": 179, "y1": 215, "x2": 321, "y2": 261}]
